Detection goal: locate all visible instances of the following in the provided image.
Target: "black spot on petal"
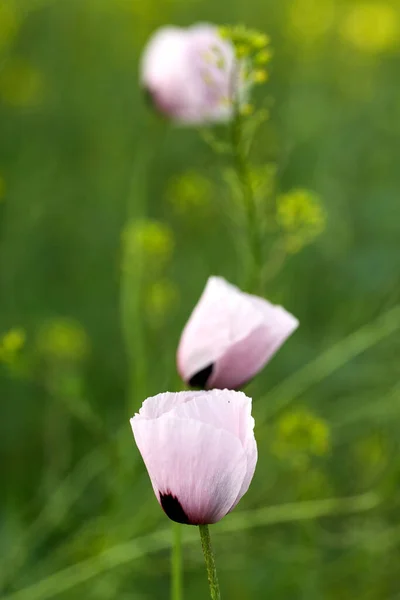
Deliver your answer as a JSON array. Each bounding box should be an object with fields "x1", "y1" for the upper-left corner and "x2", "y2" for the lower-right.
[
  {"x1": 188, "y1": 363, "x2": 214, "y2": 389},
  {"x1": 160, "y1": 493, "x2": 190, "y2": 524}
]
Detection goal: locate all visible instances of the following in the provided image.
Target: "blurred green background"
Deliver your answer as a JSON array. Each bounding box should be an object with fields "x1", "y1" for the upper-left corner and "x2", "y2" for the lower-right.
[{"x1": 1, "y1": 0, "x2": 399, "y2": 598}]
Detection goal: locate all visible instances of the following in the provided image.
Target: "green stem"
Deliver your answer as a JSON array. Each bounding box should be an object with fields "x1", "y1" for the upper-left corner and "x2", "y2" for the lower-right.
[
  {"x1": 199, "y1": 525, "x2": 221, "y2": 600},
  {"x1": 231, "y1": 106, "x2": 263, "y2": 294},
  {"x1": 120, "y1": 151, "x2": 149, "y2": 414},
  {"x1": 120, "y1": 117, "x2": 167, "y2": 415},
  {"x1": 171, "y1": 523, "x2": 183, "y2": 600}
]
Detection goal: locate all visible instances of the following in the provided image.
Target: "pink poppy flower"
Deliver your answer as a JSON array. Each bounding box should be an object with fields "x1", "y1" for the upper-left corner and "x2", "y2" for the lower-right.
[
  {"x1": 130, "y1": 389, "x2": 257, "y2": 525},
  {"x1": 177, "y1": 277, "x2": 299, "y2": 390},
  {"x1": 140, "y1": 24, "x2": 242, "y2": 124}
]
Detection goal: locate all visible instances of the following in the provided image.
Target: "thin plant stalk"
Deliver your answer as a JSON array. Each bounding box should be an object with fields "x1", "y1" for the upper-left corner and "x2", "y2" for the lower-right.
[
  {"x1": 230, "y1": 82, "x2": 263, "y2": 294},
  {"x1": 171, "y1": 523, "x2": 183, "y2": 600},
  {"x1": 120, "y1": 150, "x2": 150, "y2": 414},
  {"x1": 199, "y1": 524, "x2": 221, "y2": 600},
  {"x1": 120, "y1": 115, "x2": 167, "y2": 414}
]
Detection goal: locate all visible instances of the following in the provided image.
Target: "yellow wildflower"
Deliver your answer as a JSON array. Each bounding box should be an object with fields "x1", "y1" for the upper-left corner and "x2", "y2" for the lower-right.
[
  {"x1": 276, "y1": 188, "x2": 326, "y2": 253},
  {"x1": 122, "y1": 219, "x2": 174, "y2": 269},
  {"x1": 167, "y1": 171, "x2": 213, "y2": 218},
  {"x1": 0, "y1": 327, "x2": 26, "y2": 365}
]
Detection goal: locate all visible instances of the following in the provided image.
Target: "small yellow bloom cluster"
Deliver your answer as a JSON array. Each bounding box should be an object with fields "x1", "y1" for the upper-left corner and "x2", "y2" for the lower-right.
[
  {"x1": 220, "y1": 25, "x2": 270, "y2": 53},
  {"x1": 167, "y1": 171, "x2": 213, "y2": 218},
  {"x1": 36, "y1": 318, "x2": 90, "y2": 362},
  {"x1": 219, "y1": 24, "x2": 272, "y2": 111},
  {"x1": 276, "y1": 188, "x2": 326, "y2": 253},
  {"x1": 122, "y1": 219, "x2": 174, "y2": 270},
  {"x1": 272, "y1": 407, "x2": 331, "y2": 469},
  {"x1": 0, "y1": 328, "x2": 25, "y2": 365}
]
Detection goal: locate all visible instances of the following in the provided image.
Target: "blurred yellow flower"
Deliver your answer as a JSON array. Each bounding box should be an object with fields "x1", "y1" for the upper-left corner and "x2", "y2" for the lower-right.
[
  {"x1": 252, "y1": 32, "x2": 270, "y2": 49},
  {"x1": 122, "y1": 219, "x2": 174, "y2": 270},
  {"x1": 235, "y1": 44, "x2": 250, "y2": 58},
  {"x1": 240, "y1": 103, "x2": 254, "y2": 116},
  {"x1": 36, "y1": 318, "x2": 90, "y2": 362},
  {"x1": 272, "y1": 407, "x2": 331, "y2": 469},
  {"x1": 341, "y1": 3, "x2": 399, "y2": 54},
  {"x1": 253, "y1": 69, "x2": 268, "y2": 84},
  {"x1": 219, "y1": 25, "x2": 272, "y2": 88},
  {"x1": 287, "y1": 0, "x2": 335, "y2": 45},
  {"x1": 145, "y1": 279, "x2": 179, "y2": 327},
  {"x1": 220, "y1": 25, "x2": 270, "y2": 51},
  {"x1": 0, "y1": 0, "x2": 20, "y2": 51},
  {"x1": 276, "y1": 188, "x2": 326, "y2": 253},
  {"x1": 255, "y1": 49, "x2": 272, "y2": 65},
  {"x1": 0, "y1": 58, "x2": 44, "y2": 107},
  {"x1": 0, "y1": 327, "x2": 26, "y2": 364},
  {"x1": 167, "y1": 171, "x2": 213, "y2": 218}
]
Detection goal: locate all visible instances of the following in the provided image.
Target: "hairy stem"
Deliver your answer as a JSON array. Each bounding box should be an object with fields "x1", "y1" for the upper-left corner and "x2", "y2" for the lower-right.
[
  {"x1": 199, "y1": 524, "x2": 221, "y2": 600},
  {"x1": 171, "y1": 523, "x2": 183, "y2": 600}
]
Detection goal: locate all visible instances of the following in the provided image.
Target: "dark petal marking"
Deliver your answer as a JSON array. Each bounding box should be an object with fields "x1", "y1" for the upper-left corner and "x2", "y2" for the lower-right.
[
  {"x1": 188, "y1": 363, "x2": 214, "y2": 389},
  {"x1": 160, "y1": 493, "x2": 191, "y2": 524}
]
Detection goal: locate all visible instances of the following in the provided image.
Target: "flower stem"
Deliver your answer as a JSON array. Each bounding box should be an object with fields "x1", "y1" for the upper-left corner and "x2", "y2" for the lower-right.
[
  {"x1": 120, "y1": 149, "x2": 150, "y2": 415},
  {"x1": 199, "y1": 524, "x2": 221, "y2": 600},
  {"x1": 171, "y1": 522, "x2": 183, "y2": 600},
  {"x1": 231, "y1": 106, "x2": 263, "y2": 294}
]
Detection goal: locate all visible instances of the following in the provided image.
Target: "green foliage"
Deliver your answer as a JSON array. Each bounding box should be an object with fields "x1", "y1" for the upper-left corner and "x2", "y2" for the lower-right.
[
  {"x1": 35, "y1": 318, "x2": 90, "y2": 363},
  {"x1": 272, "y1": 407, "x2": 331, "y2": 469},
  {"x1": 122, "y1": 218, "x2": 175, "y2": 274},
  {"x1": 0, "y1": 0, "x2": 399, "y2": 599}
]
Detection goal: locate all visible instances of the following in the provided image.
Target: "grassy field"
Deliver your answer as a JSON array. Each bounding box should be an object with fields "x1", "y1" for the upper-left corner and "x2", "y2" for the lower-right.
[{"x1": 0, "y1": 0, "x2": 399, "y2": 598}]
